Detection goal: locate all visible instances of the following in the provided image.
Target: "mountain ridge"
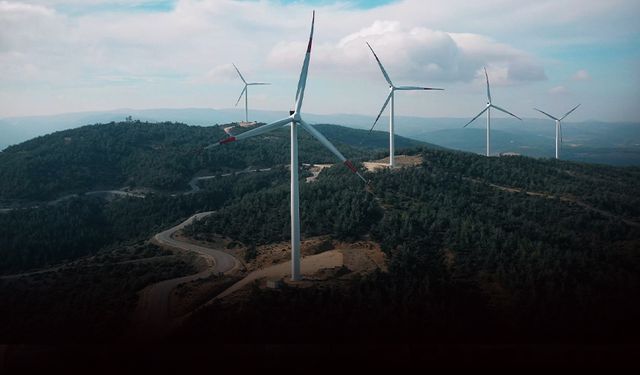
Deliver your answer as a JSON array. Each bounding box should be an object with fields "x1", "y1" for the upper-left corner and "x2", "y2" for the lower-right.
[{"x1": 2, "y1": 107, "x2": 639, "y2": 166}]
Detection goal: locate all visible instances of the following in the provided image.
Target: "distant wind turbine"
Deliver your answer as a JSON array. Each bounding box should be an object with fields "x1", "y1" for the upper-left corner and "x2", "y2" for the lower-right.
[
  {"x1": 208, "y1": 12, "x2": 366, "y2": 282},
  {"x1": 533, "y1": 104, "x2": 580, "y2": 159},
  {"x1": 366, "y1": 42, "x2": 443, "y2": 168},
  {"x1": 232, "y1": 63, "x2": 270, "y2": 123},
  {"x1": 464, "y1": 68, "x2": 522, "y2": 157}
]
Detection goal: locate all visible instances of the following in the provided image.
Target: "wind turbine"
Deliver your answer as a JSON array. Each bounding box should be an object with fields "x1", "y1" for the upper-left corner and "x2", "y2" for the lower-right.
[
  {"x1": 464, "y1": 67, "x2": 522, "y2": 157},
  {"x1": 533, "y1": 104, "x2": 580, "y2": 159},
  {"x1": 366, "y1": 42, "x2": 443, "y2": 168},
  {"x1": 232, "y1": 63, "x2": 270, "y2": 123},
  {"x1": 207, "y1": 11, "x2": 366, "y2": 282}
]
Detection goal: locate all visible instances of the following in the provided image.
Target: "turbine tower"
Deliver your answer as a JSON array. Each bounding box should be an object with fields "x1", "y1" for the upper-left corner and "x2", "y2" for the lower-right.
[
  {"x1": 208, "y1": 11, "x2": 366, "y2": 282},
  {"x1": 233, "y1": 63, "x2": 270, "y2": 123},
  {"x1": 464, "y1": 68, "x2": 522, "y2": 157},
  {"x1": 366, "y1": 42, "x2": 443, "y2": 168},
  {"x1": 534, "y1": 104, "x2": 580, "y2": 159}
]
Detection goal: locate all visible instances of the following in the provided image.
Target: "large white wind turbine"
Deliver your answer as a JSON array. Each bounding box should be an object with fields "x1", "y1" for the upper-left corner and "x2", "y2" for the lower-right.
[
  {"x1": 533, "y1": 104, "x2": 580, "y2": 159},
  {"x1": 207, "y1": 12, "x2": 366, "y2": 282},
  {"x1": 464, "y1": 68, "x2": 522, "y2": 157},
  {"x1": 232, "y1": 63, "x2": 270, "y2": 123},
  {"x1": 366, "y1": 42, "x2": 443, "y2": 168}
]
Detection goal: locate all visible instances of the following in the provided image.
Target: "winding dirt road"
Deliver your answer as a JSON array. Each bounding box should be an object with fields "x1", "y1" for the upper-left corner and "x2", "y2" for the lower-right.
[{"x1": 132, "y1": 212, "x2": 241, "y2": 338}]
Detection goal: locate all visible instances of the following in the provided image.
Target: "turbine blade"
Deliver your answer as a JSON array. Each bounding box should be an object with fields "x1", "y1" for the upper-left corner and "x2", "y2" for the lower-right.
[
  {"x1": 463, "y1": 106, "x2": 489, "y2": 128},
  {"x1": 232, "y1": 63, "x2": 247, "y2": 84},
  {"x1": 533, "y1": 108, "x2": 558, "y2": 121},
  {"x1": 396, "y1": 86, "x2": 444, "y2": 91},
  {"x1": 299, "y1": 119, "x2": 367, "y2": 183},
  {"x1": 560, "y1": 121, "x2": 564, "y2": 143},
  {"x1": 366, "y1": 42, "x2": 393, "y2": 87},
  {"x1": 206, "y1": 117, "x2": 292, "y2": 148},
  {"x1": 234, "y1": 86, "x2": 247, "y2": 107},
  {"x1": 560, "y1": 104, "x2": 581, "y2": 121},
  {"x1": 484, "y1": 67, "x2": 492, "y2": 103},
  {"x1": 369, "y1": 92, "x2": 392, "y2": 133},
  {"x1": 491, "y1": 104, "x2": 522, "y2": 120},
  {"x1": 235, "y1": 117, "x2": 292, "y2": 141},
  {"x1": 294, "y1": 11, "x2": 315, "y2": 114}
]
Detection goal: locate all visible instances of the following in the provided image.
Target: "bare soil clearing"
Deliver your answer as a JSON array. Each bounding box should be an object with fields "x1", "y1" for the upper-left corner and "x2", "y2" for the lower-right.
[
  {"x1": 363, "y1": 154, "x2": 423, "y2": 172},
  {"x1": 304, "y1": 163, "x2": 332, "y2": 183},
  {"x1": 210, "y1": 237, "x2": 386, "y2": 302}
]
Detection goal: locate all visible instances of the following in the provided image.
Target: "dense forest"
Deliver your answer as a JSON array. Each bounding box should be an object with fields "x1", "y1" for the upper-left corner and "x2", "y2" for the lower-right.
[
  {"x1": 0, "y1": 120, "x2": 423, "y2": 273},
  {"x1": 0, "y1": 167, "x2": 288, "y2": 273},
  {"x1": 0, "y1": 120, "x2": 424, "y2": 201},
  {"x1": 181, "y1": 147, "x2": 640, "y2": 343},
  {"x1": 0, "y1": 122, "x2": 638, "y2": 350}
]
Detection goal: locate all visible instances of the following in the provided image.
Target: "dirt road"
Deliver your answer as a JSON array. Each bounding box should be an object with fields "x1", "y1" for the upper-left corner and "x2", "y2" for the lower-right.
[{"x1": 132, "y1": 212, "x2": 241, "y2": 338}]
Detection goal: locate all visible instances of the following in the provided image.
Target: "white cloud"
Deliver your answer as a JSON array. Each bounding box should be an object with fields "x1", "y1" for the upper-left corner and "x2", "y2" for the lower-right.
[
  {"x1": 268, "y1": 21, "x2": 546, "y2": 85},
  {"x1": 549, "y1": 85, "x2": 569, "y2": 95},
  {"x1": 0, "y1": 0, "x2": 638, "y2": 120},
  {"x1": 0, "y1": 1, "x2": 60, "y2": 52},
  {"x1": 572, "y1": 69, "x2": 591, "y2": 81}
]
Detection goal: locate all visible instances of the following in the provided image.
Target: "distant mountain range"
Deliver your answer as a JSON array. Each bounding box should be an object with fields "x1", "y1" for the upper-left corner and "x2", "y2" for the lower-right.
[{"x1": 2, "y1": 108, "x2": 639, "y2": 165}]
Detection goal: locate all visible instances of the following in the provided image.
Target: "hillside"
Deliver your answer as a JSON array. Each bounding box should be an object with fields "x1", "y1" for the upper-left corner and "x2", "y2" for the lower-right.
[
  {"x1": 0, "y1": 121, "x2": 638, "y2": 349},
  {"x1": 2, "y1": 108, "x2": 639, "y2": 166},
  {"x1": 0, "y1": 121, "x2": 426, "y2": 202},
  {"x1": 181, "y1": 147, "x2": 640, "y2": 343}
]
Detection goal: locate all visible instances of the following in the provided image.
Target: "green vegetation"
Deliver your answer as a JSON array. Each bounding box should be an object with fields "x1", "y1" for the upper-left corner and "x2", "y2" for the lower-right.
[
  {"x1": 0, "y1": 121, "x2": 423, "y2": 201},
  {"x1": 0, "y1": 168, "x2": 288, "y2": 274},
  {"x1": 179, "y1": 147, "x2": 640, "y2": 343},
  {"x1": 185, "y1": 165, "x2": 381, "y2": 244},
  {"x1": 1, "y1": 122, "x2": 638, "y2": 345},
  {"x1": 0, "y1": 121, "x2": 418, "y2": 273}
]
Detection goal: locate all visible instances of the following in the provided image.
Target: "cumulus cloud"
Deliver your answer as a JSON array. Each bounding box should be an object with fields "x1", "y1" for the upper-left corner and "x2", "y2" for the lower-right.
[
  {"x1": 0, "y1": 0, "x2": 637, "y2": 118},
  {"x1": 268, "y1": 21, "x2": 546, "y2": 85},
  {"x1": 572, "y1": 69, "x2": 591, "y2": 81}
]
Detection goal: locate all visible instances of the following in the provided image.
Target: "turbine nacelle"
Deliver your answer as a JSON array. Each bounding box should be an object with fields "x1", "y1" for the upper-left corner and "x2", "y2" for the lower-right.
[
  {"x1": 366, "y1": 41, "x2": 443, "y2": 141},
  {"x1": 464, "y1": 67, "x2": 521, "y2": 128},
  {"x1": 208, "y1": 11, "x2": 365, "y2": 183},
  {"x1": 463, "y1": 67, "x2": 521, "y2": 157},
  {"x1": 232, "y1": 63, "x2": 270, "y2": 122},
  {"x1": 533, "y1": 104, "x2": 580, "y2": 158}
]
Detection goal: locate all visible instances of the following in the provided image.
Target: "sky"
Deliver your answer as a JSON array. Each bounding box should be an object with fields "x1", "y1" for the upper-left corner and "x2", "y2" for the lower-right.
[{"x1": 0, "y1": 0, "x2": 639, "y2": 122}]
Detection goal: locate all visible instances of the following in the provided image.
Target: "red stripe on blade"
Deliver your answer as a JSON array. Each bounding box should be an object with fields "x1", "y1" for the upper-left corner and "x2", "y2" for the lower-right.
[
  {"x1": 220, "y1": 136, "x2": 236, "y2": 145},
  {"x1": 344, "y1": 160, "x2": 357, "y2": 173}
]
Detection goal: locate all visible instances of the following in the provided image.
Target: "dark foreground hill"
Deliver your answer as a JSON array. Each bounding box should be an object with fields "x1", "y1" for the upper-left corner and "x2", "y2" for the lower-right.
[{"x1": 0, "y1": 121, "x2": 638, "y2": 368}]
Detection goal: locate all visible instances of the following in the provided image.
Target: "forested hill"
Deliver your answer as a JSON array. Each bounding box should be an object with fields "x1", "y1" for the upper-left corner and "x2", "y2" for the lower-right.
[
  {"x1": 0, "y1": 119, "x2": 639, "y2": 344},
  {"x1": 182, "y1": 147, "x2": 640, "y2": 343},
  {"x1": 0, "y1": 121, "x2": 426, "y2": 201}
]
